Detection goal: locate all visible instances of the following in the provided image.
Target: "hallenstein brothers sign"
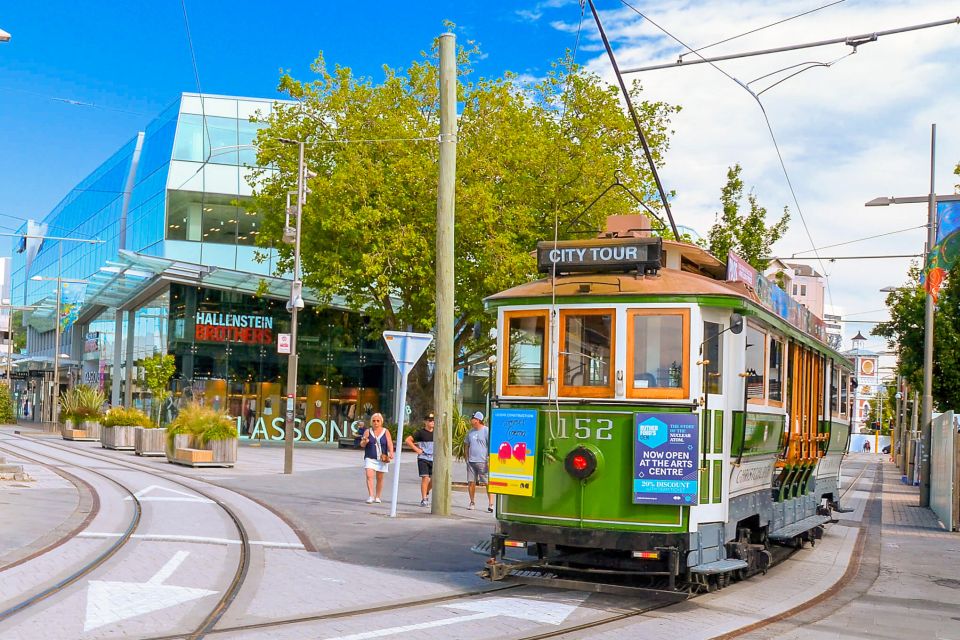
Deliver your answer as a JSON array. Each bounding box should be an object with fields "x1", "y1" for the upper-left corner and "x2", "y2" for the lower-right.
[{"x1": 195, "y1": 312, "x2": 274, "y2": 344}]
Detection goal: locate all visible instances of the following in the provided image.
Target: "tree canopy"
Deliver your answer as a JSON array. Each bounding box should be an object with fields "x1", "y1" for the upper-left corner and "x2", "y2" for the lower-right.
[
  {"x1": 873, "y1": 263, "x2": 960, "y2": 411},
  {"x1": 248, "y1": 43, "x2": 679, "y2": 378},
  {"x1": 704, "y1": 164, "x2": 790, "y2": 271}
]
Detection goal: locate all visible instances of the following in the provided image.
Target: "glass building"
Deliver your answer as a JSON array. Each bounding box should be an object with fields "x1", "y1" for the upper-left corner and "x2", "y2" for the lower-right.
[{"x1": 11, "y1": 93, "x2": 395, "y2": 440}]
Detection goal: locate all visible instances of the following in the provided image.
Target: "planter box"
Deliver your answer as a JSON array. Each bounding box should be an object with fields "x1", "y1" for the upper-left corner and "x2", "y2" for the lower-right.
[
  {"x1": 135, "y1": 428, "x2": 167, "y2": 457},
  {"x1": 62, "y1": 420, "x2": 100, "y2": 441},
  {"x1": 101, "y1": 425, "x2": 137, "y2": 450},
  {"x1": 168, "y1": 435, "x2": 237, "y2": 468}
]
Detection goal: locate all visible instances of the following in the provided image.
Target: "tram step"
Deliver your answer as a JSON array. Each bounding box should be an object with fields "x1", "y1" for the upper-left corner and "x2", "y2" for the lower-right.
[
  {"x1": 471, "y1": 539, "x2": 492, "y2": 556},
  {"x1": 689, "y1": 559, "x2": 748, "y2": 575},
  {"x1": 768, "y1": 514, "x2": 831, "y2": 542}
]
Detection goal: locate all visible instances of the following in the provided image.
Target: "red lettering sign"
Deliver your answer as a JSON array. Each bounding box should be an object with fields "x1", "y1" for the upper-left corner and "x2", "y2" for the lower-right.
[{"x1": 195, "y1": 324, "x2": 274, "y2": 345}]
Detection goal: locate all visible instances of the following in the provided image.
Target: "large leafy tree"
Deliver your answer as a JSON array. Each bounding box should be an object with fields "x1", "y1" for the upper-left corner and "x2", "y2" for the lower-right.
[
  {"x1": 873, "y1": 263, "x2": 960, "y2": 411},
  {"x1": 705, "y1": 164, "x2": 790, "y2": 271},
  {"x1": 248, "y1": 43, "x2": 679, "y2": 410}
]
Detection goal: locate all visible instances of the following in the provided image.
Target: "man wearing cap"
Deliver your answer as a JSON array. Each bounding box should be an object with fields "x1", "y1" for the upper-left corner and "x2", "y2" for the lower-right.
[
  {"x1": 466, "y1": 411, "x2": 494, "y2": 512},
  {"x1": 405, "y1": 413, "x2": 435, "y2": 507}
]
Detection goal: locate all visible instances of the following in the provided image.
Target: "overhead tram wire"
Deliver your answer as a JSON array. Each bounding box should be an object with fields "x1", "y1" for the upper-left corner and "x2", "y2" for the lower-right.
[
  {"x1": 679, "y1": 0, "x2": 847, "y2": 61},
  {"x1": 586, "y1": 0, "x2": 680, "y2": 240},
  {"x1": 615, "y1": 0, "x2": 836, "y2": 312},
  {"x1": 789, "y1": 224, "x2": 928, "y2": 256}
]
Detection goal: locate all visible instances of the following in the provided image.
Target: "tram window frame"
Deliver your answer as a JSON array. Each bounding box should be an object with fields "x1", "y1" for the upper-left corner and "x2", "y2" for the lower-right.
[
  {"x1": 626, "y1": 308, "x2": 690, "y2": 400},
  {"x1": 767, "y1": 334, "x2": 785, "y2": 406},
  {"x1": 745, "y1": 323, "x2": 767, "y2": 404},
  {"x1": 558, "y1": 309, "x2": 616, "y2": 398},
  {"x1": 502, "y1": 309, "x2": 550, "y2": 397},
  {"x1": 703, "y1": 320, "x2": 723, "y2": 395},
  {"x1": 830, "y1": 363, "x2": 840, "y2": 416},
  {"x1": 839, "y1": 369, "x2": 849, "y2": 417}
]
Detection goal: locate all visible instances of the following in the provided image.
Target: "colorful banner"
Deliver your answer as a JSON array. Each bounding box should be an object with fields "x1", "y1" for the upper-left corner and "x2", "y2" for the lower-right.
[
  {"x1": 488, "y1": 408, "x2": 538, "y2": 496},
  {"x1": 727, "y1": 251, "x2": 826, "y2": 342},
  {"x1": 924, "y1": 201, "x2": 960, "y2": 303},
  {"x1": 59, "y1": 281, "x2": 87, "y2": 331},
  {"x1": 633, "y1": 412, "x2": 699, "y2": 505}
]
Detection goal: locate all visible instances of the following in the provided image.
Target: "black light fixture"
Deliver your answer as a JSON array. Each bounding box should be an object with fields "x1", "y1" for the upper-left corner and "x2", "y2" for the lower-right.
[{"x1": 564, "y1": 446, "x2": 598, "y2": 480}]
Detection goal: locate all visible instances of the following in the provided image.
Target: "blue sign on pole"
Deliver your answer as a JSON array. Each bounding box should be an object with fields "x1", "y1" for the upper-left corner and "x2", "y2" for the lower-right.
[{"x1": 633, "y1": 412, "x2": 699, "y2": 505}]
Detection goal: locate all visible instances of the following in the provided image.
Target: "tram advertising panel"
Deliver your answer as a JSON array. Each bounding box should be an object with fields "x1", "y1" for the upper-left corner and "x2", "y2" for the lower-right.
[
  {"x1": 633, "y1": 412, "x2": 699, "y2": 505},
  {"x1": 489, "y1": 408, "x2": 538, "y2": 496}
]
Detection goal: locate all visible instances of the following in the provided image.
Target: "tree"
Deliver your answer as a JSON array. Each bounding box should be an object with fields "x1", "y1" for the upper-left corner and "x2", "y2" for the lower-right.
[
  {"x1": 705, "y1": 164, "x2": 790, "y2": 271},
  {"x1": 0, "y1": 384, "x2": 15, "y2": 424},
  {"x1": 865, "y1": 384, "x2": 896, "y2": 435},
  {"x1": 873, "y1": 263, "x2": 960, "y2": 411},
  {"x1": 139, "y1": 353, "x2": 176, "y2": 426},
  {"x1": 9, "y1": 310, "x2": 25, "y2": 354},
  {"x1": 248, "y1": 43, "x2": 679, "y2": 413}
]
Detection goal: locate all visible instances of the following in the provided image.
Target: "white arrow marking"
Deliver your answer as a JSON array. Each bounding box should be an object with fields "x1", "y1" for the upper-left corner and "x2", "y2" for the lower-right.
[
  {"x1": 122, "y1": 484, "x2": 214, "y2": 503},
  {"x1": 328, "y1": 594, "x2": 586, "y2": 640},
  {"x1": 83, "y1": 551, "x2": 218, "y2": 632}
]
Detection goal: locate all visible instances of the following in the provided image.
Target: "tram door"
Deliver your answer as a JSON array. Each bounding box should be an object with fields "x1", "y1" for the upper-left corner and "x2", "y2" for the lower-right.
[{"x1": 699, "y1": 312, "x2": 730, "y2": 523}]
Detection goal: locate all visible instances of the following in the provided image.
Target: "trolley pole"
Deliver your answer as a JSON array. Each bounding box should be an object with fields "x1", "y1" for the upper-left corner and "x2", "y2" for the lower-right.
[{"x1": 432, "y1": 32, "x2": 457, "y2": 516}]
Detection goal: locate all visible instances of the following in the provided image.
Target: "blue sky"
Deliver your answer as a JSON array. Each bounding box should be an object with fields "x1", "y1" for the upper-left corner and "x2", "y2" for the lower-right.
[{"x1": 2, "y1": 0, "x2": 959, "y2": 350}]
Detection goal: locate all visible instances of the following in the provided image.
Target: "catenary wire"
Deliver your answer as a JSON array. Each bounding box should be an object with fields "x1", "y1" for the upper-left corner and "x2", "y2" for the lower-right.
[
  {"x1": 617, "y1": 0, "x2": 836, "y2": 311},
  {"x1": 680, "y1": 0, "x2": 847, "y2": 60},
  {"x1": 789, "y1": 224, "x2": 928, "y2": 255},
  {"x1": 0, "y1": 86, "x2": 151, "y2": 116}
]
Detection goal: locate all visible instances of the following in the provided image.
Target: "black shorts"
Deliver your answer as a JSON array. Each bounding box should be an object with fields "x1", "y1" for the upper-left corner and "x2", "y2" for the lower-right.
[{"x1": 417, "y1": 458, "x2": 433, "y2": 477}]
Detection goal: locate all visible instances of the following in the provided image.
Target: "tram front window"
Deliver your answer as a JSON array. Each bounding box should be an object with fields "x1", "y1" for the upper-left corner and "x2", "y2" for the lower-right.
[
  {"x1": 561, "y1": 311, "x2": 613, "y2": 393},
  {"x1": 506, "y1": 313, "x2": 547, "y2": 389},
  {"x1": 628, "y1": 310, "x2": 688, "y2": 398}
]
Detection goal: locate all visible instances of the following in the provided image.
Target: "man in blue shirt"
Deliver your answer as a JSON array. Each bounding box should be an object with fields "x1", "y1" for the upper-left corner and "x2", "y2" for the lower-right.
[{"x1": 465, "y1": 412, "x2": 494, "y2": 512}]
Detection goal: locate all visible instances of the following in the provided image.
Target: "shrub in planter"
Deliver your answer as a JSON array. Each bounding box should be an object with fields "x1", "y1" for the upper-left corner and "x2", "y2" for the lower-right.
[
  {"x1": 167, "y1": 403, "x2": 238, "y2": 466},
  {"x1": 102, "y1": 407, "x2": 152, "y2": 450},
  {"x1": 61, "y1": 386, "x2": 105, "y2": 440}
]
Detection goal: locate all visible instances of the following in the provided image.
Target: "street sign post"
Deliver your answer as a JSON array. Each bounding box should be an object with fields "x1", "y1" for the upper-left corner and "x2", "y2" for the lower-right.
[{"x1": 383, "y1": 330, "x2": 433, "y2": 517}]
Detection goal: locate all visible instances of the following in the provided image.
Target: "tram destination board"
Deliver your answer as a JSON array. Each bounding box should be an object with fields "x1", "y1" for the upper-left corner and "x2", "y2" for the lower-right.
[{"x1": 536, "y1": 237, "x2": 662, "y2": 275}]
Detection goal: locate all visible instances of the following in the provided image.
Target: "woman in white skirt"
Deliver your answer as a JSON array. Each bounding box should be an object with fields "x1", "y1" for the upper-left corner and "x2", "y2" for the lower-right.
[{"x1": 360, "y1": 413, "x2": 394, "y2": 503}]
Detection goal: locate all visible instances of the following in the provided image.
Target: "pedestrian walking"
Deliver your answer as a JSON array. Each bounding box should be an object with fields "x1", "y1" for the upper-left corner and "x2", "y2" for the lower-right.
[
  {"x1": 360, "y1": 413, "x2": 393, "y2": 504},
  {"x1": 465, "y1": 411, "x2": 494, "y2": 512},
  {"x1": 404, "y1": 412, "x2": 435, "y2": 507}
]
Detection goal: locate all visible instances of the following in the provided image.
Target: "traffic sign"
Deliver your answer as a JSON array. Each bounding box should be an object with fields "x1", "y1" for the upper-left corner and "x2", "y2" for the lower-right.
[
  {"x1": 383, "y1": 331, "x2": 432, "y2": 377},
  {"x1": 277, "y1": 333, "x2": 291, "y2": 354}
]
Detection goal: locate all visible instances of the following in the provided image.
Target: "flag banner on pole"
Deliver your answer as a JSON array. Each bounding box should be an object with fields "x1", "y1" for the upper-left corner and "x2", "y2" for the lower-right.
[
  {"x1": 23, "y1": 220, "x2": 47, "y2": 274},
  {"x1": 59, "y1": 282, "x2": 87, "y2": 331},
  {"x1": 923, "y1": 201, "x2": 960, "y2": 303}
]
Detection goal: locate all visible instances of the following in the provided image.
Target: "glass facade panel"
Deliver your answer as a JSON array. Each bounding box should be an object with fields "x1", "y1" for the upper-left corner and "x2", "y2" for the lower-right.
[{"x1": 166, "y1": 190, "x2": 258, "y2": 246}]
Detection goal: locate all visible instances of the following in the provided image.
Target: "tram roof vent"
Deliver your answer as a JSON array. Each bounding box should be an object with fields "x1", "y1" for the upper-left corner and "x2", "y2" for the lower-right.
[{"x1": 600, "y1": 214, "x2": 651, "y2": 239}]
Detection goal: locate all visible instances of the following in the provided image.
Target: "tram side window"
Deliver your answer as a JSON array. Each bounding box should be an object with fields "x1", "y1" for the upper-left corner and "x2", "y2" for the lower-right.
[
  {"x1": 768, "y1": 336, "x2": 784, "y2": 403},
  {"x1": 745, "y1": 325, "x2": 766, "y2": 400},
  {"x1": 504, "y1": 311, "x2": 548, "y2": 395},
  {"x1": 830, "y1": 364, "x2": 839, "y2": 414},
  {"x1": 627, "y1": 309, "x2": 690, "y2": 399},
  {"x1": 703, "y1": 321, "x2": 723, "y2": 395},
  {"x1": 560, "y1": 311, "x2": 614, "y2": 396},
  {"x1": 839, "y1": 370, "x2": 849, "y2": 417}
]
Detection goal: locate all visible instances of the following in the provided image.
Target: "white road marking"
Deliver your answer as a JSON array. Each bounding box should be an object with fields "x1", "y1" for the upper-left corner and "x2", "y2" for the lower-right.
[
  {"x1": 122, "y1": 484, "x2": 214, "y2": 503},
  {"x1": 328, "y1": 595, "x2": 587, "y2": 640},
  {"x1": 76, "y1": 532, "x2": 304, "y2": 549},
  {"x1": 83, "y1": 551, "x2": 218, "y2": 631}
]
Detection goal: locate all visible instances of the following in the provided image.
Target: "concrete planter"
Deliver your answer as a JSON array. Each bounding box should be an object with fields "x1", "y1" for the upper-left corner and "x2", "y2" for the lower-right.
[
  {"x1": 168, "y1": 434, "x2": 237, "y2": 468},
  {"x1": 134, "y1": 427, "x2": 167, "y2": 456},
  {"x1": 62, "y1": 420, "x2": 101, "y2": 441},
  {"x1": 101, "y1": 425, "x2": 137, "y2": 450}
]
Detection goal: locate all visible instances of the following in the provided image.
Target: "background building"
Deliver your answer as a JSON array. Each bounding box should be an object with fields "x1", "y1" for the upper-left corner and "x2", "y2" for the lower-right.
[{"x1": 10, "y1": 93, "x2": 395, "y2": 438}]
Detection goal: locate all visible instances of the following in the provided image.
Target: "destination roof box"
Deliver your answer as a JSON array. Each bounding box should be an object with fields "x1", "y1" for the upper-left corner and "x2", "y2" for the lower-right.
[{"x1": 536, "y1": 237, "x2": 662, "y2": 275}]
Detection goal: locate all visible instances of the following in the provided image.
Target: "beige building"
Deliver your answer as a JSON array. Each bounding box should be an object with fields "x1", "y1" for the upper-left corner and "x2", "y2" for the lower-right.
[{"x1": 765, "y1": 259, "x2": 825, "y2": 319}]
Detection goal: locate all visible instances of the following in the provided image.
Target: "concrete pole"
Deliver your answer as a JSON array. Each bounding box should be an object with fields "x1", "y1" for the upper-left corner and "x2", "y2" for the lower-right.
[
  {"x1": 124, "y1": 309, "x2": 135, "y2": 407},
  {"x1": 283, "y1": 141, "x2": 305, "y2": 475},
  {"x1": 52, "y1": 243, "x2": 62, "y2": 425},
  {"x1": 111, "y1": 310, "x2": 123, "y2": 407},
  {"x1": 432, "y1": 32, "x2": 457, "y2": 516},
  {"x1": 920, "y1": 123, "x2": 936, "y2": 507}
]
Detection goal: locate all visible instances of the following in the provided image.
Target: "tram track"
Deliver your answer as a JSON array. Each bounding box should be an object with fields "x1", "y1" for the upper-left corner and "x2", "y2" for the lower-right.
[
  {"x1": 1, "y1": 435, "x2": 251, "y2": 640},
  {"x1": 0, "y1": 442, "x2": 142, "y2": 623}
]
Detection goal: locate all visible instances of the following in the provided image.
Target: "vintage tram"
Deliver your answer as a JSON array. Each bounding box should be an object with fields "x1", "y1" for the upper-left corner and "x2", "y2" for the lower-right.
[{"x1": 482, "y1": 221, "x2": 853, "y2": 591}]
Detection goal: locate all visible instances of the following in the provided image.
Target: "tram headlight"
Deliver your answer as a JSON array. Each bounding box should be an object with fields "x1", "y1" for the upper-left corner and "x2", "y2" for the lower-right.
[{"x1": 564, "y1": 445, "x2": 602, "y2": 481}]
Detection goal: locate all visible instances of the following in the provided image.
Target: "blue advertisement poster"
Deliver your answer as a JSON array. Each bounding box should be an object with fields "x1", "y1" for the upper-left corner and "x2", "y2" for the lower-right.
[
  {"x1": 489, "y1": 408, "x2": 538, "y2": 496},
  {"x1": 633, "y1": 413, "x2": 699, "y2": 505}
]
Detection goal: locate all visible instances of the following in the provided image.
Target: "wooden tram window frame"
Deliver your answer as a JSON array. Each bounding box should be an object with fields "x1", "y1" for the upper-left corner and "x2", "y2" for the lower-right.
[
  {"x1": 558, "y1": 308, "x2": 617, "y2": 398},
  {"x1": 502, "y1": 309, "x2": 550, "y2": 397},
  {"x1": 766, "y1": 333, "x2": 786, "y2": 408},
  {"x1": 625, "y1": 308, "x2": 690, "y2": 400},
  {"x1": 746, "y1": 322, "x2": 768, "y2": 405}
]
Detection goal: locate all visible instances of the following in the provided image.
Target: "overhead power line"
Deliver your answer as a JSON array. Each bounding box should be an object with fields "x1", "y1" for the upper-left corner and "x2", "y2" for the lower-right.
[
  {"x1": 789, "y1": 224, "x2": 928, "y2": 256},
  {"x1": 775, "y1": 254, "x2": 922, "y2": 260},
  {"x1": 624, "y1": 16, "x2": 960, "y2": 73}
]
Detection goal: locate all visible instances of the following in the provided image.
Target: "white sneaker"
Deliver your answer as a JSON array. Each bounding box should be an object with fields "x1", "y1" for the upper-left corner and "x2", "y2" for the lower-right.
[
  {"x1": 374, "y1": 497, "x2": 382, "y2": 503},
  {"x1": 419, "y1": 499, "x2": 428, "y2": 507},
  {"x1": 366, "y1": 496, "x2": 374, "y2": 504},
  {"x1": 468, "y1": 502, "x2": 475, "y2": 510}
]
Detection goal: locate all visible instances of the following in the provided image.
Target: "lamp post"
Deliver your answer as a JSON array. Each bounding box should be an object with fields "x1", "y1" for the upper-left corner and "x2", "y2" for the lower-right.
[
  {"x1": 864, "y1": 125, "x2": 960, "y2": 506},
  {"x1": 851, "y1": 331, "x2": 866, "y2": 433}
]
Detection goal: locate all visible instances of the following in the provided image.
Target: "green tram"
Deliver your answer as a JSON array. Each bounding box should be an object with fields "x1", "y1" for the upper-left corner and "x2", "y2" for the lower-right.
[{"x1": 482, "y1": 231, "x2": 853, "y2": 591}]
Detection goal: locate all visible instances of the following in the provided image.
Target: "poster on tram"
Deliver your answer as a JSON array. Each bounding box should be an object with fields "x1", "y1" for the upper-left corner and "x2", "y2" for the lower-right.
[{"x1": 633, "y1": 412, "x2": 699, "y2": 506}]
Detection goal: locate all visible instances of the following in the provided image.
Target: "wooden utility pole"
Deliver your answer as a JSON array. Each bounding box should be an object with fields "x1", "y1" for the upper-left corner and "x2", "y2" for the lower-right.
[{"x1": 432, "y1": 32, "x2": 457, "y2": 515}]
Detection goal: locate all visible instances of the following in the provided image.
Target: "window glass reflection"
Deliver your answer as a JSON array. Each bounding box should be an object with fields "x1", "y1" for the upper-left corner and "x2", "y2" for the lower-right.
[
  {"x1": 562, "y1": 313, "x2": 612, "y2": 389},
  {"x1": 166, "y1": 190, "x2": 260, "y2": 246},
  {"x1": 506, "y1": 314, "x2": 546, "y2": 387},
  {"x1": 745, "y1": 326, "x2": 765, "y2": 400},
  {"x1": 631, "y1": 314, "x2": 683, "y2": 389}
]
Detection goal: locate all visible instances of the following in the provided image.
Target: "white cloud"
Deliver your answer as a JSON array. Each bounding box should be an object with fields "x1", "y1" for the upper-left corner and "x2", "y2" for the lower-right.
[{"x1": 561, "y1": 0, "x2": 960, "y2": 349}]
